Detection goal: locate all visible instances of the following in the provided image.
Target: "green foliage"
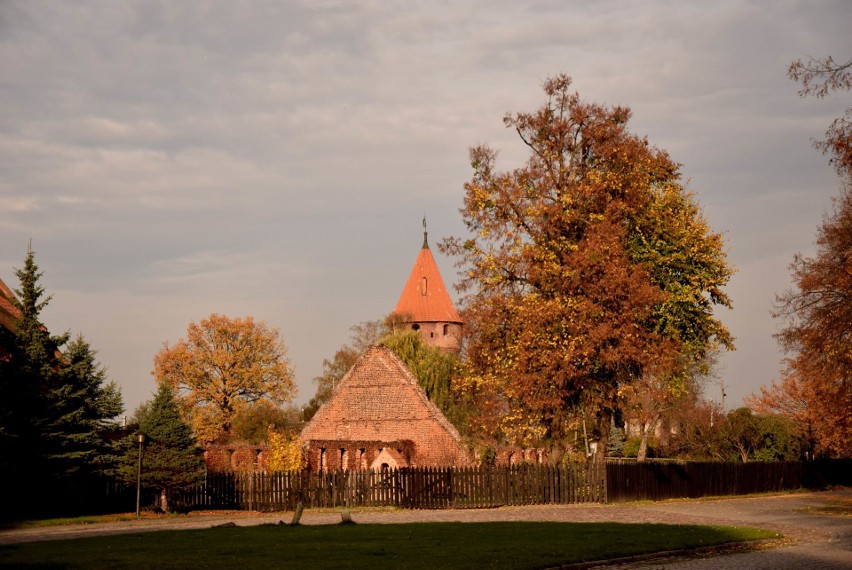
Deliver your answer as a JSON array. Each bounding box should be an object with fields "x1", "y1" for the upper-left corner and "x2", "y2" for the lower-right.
[
  {"x1": 442, "y1": 75, "x2": 733, "y2": 459},
  {"x1": 1, "y1": 250, "x2": 124, "y2": 519},
  {"x1": 380, "y1": 330, "x2": 459, "y2": 414},
  {"x1": 719, "y1": 407, "x2": 806, "y2": 462},
  {"x1": 119, "y1": 384, "x2": 204, "y2": 509},
  {"x1": 305, "y1": 313, "x2": 467, "y2": 427},
  {"x1": 606, "y1": 421, "x2": 626, "y2": 457},
  {"x1": 479, "y1": 445, "x2": 497, "y2": 467},
  {"x1": 622, "y1": 437, "x2": 641, "y2": 458}
]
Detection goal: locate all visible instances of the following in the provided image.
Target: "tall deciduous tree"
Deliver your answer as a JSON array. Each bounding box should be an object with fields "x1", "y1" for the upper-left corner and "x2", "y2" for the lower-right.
[
  {"x1": 767, "y1": 188, "x2": 852, "y2": 456},
  {"x1": 154, "y1": 314, "x2": 296, "y2": 444},
  {"x1": 788, "y1": 56, "x2": 851, "y2": 178},
  {"x1": 442, "y1": 75, "x2": 733, "y2": 461},
  {"x1": 752, "y1": 56, "x2": 852, "y2": 457}
]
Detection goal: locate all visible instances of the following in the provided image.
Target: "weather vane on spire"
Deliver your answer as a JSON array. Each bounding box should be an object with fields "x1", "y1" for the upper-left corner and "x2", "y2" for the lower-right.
[{"x1": 422, "y1": 215, "x2": 429, "y2": 249}]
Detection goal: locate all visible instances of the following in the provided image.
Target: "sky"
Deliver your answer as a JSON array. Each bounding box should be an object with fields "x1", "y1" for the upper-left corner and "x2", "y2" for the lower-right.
[{"x1": 1, "y1": 1, "x2": 850, "y2": 416}]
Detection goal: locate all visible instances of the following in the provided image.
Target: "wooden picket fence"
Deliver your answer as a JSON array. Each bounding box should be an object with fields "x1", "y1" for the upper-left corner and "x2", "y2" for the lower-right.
[
  {"x1": 173, "y1": 463, "x2": 606, "y2": 511},
  {"x1": 605, "y1": 459, "x2": 852, "y2": 502},
  {"x1": 165, "y1": 459, "x2": 852, "y2": 512}
]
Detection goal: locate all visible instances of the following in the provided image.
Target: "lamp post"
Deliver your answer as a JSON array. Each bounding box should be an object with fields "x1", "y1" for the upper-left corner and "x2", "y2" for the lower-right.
[{"x1": 135, "y1": 433, "x2": 145, "y2": 518}]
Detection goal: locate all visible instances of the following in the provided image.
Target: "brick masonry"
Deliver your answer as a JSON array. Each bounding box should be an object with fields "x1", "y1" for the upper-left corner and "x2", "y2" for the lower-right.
[{"x1": 300, "y1": 346, "x2": 471, "y2": 469}]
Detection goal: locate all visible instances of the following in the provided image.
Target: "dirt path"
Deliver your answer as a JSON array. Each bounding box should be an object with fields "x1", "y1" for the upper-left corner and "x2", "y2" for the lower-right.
[{"x1": 2, "y1": 489, "x2": 850, "y2": 568}]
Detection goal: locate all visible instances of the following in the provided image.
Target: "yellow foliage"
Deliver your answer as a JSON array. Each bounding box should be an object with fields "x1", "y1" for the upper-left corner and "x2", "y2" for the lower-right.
[{"x1": 266, "y1": 427, "x2": 306, "y2": 472}]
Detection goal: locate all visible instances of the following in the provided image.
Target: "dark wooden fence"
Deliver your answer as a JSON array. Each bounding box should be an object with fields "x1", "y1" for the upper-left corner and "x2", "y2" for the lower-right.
[
  {"x1": 605, "y1": 459, "x2": 852, "y2": 502},
  {"x1": 173, "y1": 463, "x2": 606, "y2": 511},
  {"x1": 115, "y1": 459, "x2": 851, "y2": 514}
]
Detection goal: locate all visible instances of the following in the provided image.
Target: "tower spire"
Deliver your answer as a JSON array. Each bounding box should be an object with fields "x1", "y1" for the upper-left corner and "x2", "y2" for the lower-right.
[{"x1": 422, "y1": 215, "x2": 429, "y2": 249}]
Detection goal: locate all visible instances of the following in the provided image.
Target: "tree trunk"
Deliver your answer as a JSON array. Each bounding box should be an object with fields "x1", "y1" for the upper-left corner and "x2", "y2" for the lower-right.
[
  {"x1": 637, "y1": 412, "x2": 661, "y2": 462},
  {"x1": 593, "y1": 409, "x2": 612, "y2": 463},
  {"x1": 160, "y1": 488, "x2": 170, "y2": 513}
]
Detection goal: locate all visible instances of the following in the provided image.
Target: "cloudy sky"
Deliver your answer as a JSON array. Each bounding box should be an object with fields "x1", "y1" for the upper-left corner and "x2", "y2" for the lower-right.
[{"x1": 1, "y1": 1, "x2": 850, "y2": 415}]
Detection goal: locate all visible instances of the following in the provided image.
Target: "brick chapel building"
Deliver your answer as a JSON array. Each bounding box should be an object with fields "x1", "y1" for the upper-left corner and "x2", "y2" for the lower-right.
[{"x1": 300, "y1": 224, "x2": 470, "y2": 470}]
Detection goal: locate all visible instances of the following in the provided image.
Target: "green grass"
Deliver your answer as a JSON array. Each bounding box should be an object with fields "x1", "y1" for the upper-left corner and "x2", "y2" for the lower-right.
[{"x1": 0, "y1": 521, "x2": 778, "y2": 569}]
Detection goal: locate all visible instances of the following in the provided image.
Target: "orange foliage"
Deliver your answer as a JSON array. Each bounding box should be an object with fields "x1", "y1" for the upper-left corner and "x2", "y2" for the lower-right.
[
  {"x1": 443, "y1": 75, "x2": 732, "y2": 459},
  {"x1": 153, "y1": 313, "x2": 296, "y2": 444}
]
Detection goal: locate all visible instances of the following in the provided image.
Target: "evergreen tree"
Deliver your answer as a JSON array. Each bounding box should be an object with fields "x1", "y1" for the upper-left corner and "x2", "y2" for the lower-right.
[
  {"x1": 0, "y1": 249, "x2": 69, "y2": 518},
  {"x1": 46, "y1": 335, "x2": 124, "y2": 478},
  {"x1": 1, "y1": 249, "x2": 125, "y2": 518},
  {"x1": 120, "y1": 383, "x2": 204, "y2": 512}
]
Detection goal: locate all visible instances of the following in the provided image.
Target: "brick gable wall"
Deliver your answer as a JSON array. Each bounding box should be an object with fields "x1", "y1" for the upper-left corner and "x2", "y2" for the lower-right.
[{"x1": 301, "y1": 346, "x2": 470, "y2": 469}]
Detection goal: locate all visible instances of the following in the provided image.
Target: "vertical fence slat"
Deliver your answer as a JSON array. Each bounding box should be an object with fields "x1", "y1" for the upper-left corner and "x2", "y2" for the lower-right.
[{"x1": 167, "y1": 459, "x2": 846, "y2": 513}]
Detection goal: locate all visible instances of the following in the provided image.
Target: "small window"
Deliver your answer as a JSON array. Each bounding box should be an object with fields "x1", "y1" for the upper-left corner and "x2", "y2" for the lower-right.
[
  {"x1": 412, "y1": 324, "x2": 420, "y2": 331},
  {"x1": 421, "y1": 277, "x2": 427, "y2": 296},
  {"x1": 443, "y1": 324, "x2": 449, "y2": 335}
]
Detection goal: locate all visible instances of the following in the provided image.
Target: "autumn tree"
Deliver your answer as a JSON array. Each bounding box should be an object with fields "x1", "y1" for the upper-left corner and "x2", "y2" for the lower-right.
[
  {"x1": 789, "y1": 56, "x2": 851, "y2": 177},
  {"x1": 764, "y1": 188, "x2": 852, "y2": 456},
  {"x1": 265, "y1": 427, "x2": 306, "y2": 471},
  {"x1": 154, "y1": 314, "x2": 296, "y2": 444},
  {"x1": 230, "y1": 400, "x2": 300, "y2": 444},
  {"x1": 442, "y1": 75, "x2": 733, "y2": 461},
  {"x1": 659, "y1": 397, "x2": 726, "y2": 460},
  {"x1": 751, "y1": 56, "x2": 852, "y2": 457}
]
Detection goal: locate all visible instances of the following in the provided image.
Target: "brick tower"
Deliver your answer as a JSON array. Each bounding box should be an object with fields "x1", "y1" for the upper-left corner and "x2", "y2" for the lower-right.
[{"x1": 393, "y1": 220, "x2": 463, "y2": 353}]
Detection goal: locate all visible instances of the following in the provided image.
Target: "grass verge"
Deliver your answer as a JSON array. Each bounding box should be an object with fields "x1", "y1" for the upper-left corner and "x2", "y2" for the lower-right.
[{"x1": 0, "y1": 521, "x2": 778, "y2": 569}]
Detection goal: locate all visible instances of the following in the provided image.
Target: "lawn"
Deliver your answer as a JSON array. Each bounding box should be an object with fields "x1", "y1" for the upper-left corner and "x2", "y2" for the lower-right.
[{"x1": 0, "y1": 521, "x2": 778, "y2": 569}]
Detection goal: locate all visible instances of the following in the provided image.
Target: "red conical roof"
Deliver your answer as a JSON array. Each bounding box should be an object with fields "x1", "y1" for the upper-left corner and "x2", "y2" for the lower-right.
[{"x1": 393, "y1": 237, "x2": 462, "y2": 324}]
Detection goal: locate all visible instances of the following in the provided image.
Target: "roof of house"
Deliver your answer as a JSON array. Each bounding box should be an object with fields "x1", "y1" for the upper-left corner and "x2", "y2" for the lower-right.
[
  {"x1": 393, "y1": 232, "x2": 462, "y2": 324},
  {"x1": 301, "y1": 345, "x2": 463, "y2": 446},
  {"x1": 0, "y1": 277, "x2": 20, "y2": 333}
]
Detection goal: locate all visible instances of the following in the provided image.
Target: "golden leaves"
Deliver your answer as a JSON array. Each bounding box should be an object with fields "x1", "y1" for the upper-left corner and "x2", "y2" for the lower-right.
[{"x1": 153, "y1": 313, "x2": 296, "y2": 444}]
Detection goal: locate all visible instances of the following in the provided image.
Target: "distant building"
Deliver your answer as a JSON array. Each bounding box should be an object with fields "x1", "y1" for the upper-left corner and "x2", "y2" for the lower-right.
[
  {"x1": 300, "y1": 345, "x2": 470, "y2": 470},
  {"x1": 392, "y1": 221, "x2": 463, "y2": 353},
  {"x1": 0, "y1": 277, "x2": 20, "y2": 361}
]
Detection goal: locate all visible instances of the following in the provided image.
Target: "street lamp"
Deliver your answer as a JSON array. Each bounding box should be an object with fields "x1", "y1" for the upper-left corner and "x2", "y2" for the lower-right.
[{"x1": 135, "y1": 433, "x2": 145, "y2": 518}]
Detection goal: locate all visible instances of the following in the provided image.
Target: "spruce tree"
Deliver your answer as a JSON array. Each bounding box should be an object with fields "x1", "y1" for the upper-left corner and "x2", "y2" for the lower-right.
[
  {"x1": 120, "y1": 383, "x2": 204, "y2": 512},
  {"x1": 1, "y1": 249, "x2": 125, "y2": 518},
  {"x1": 49, "y1": 335, "x2": 124, "y2": 477},
  {"x1": 1, "y1": 249, "x2": 68, "y2": 517}
]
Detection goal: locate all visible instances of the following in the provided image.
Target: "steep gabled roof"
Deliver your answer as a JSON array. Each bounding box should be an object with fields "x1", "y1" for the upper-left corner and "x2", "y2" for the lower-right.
[
  {"x1": 301, "y1": 345, "x2": 463, "y2": 448},
  {"x1": 393, "y1": 235, "x2": 462, "y2": 324},
  {"x1": 0, "y1": 277, "x2": 20, "y2": 333}
]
